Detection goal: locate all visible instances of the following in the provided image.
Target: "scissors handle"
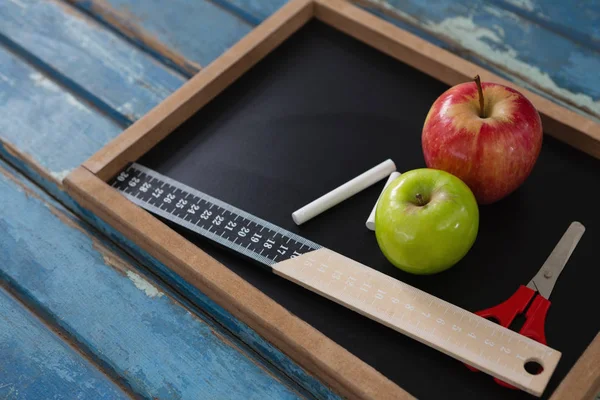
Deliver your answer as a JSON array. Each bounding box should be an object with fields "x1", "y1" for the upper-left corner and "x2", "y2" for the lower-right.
[
  {"x1": 477, "y1": 285, "x2": 536, "y2": 328},
  {"x1": 520, "y1": 294, "x2": 550, "y2": 345},
  {"x1": 465, "y1": 285, "x2": 550, "y2": 389},
  {"x1": 476, "y1": 285, "x2": 550, "y2": 344}
]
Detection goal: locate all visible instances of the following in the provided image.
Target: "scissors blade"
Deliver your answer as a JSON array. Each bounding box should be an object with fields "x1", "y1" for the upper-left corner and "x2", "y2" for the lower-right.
[{"x1": 526, "y1": 221, "x2": 585, "y2": 299}]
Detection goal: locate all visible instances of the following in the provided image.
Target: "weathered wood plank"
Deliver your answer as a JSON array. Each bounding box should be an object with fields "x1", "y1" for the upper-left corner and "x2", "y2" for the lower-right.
[
  {"x1": 69, "y1": 193, "x2": 343, "y2": 400},
  {"x1": 0, "y1": 160, "x2": 312, "y2": 400},
  {"x1": 0, "y1": 287, "x2": 130, "y2": 400},
  {"x1": 0, "y1": 0, "x2": 185, "y2": 123},
  {"x1": 0, "y1": 45, "x2": 121, "y2": 184},
  {"x1": 0, "y1": 41, "x2": 341, "y2": 400},
  {"x1": 64, "y1": 0, "x2": 600, "y2": 122},
  {"x1": 494, "y1": 0, "x2": 600, "y2": 51},
  {"x1": 66, "y1": 0, "x2": 253, "y2": 74},
  {"x1": 1, "y1": 1, "x2": 597, "y2": 398},
  {"x1": 356, "y1": 0, "x2": 600, "y2": 121},
  {"x1": 212, "y1": 0, "x2": 288, "y2": 24}
]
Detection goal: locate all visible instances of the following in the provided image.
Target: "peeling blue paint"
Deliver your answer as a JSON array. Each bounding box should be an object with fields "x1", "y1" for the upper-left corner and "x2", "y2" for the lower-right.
[
  {"x1": 0, "y1": 43, "x2": 340, "y2": 400},
  {"x1": 0, "y1": 288, "x2": 129, "y2": 399},
  {"x1": 71, "y1": 189, "x2": 343, "y2": 400},
  {"x1": 1, "y1": 1, "x2": 599, "y2": 399},
  {"x1": 70, "y1": 0, "x2": 254, "y2": 70},
  {"x1": 362, "y1": 0, "x2": 600, "y2": 119},
  {"x1": 490, "y1": 0, "x2": 600, "y2": 52},
  {"x1": 0, "y1": 46, "x2": 121, "y2": 182},
  {"x1": 0, "y1": 0, "x2": 185, "y2": 123},
  {"x1": 0, "y1": 141, "x2": 342, "y2": 399},
  {"x1": 0, "y1": 160, "x2": 307, "y2": 400},
  {"x1": 215, "y1": 0, "x2": 288, "y2": 24}
]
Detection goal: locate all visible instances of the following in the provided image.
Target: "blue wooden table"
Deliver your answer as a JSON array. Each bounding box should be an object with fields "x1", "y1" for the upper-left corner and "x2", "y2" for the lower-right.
[{"x1": 1, "y1": 0, "x2": 598, "y2": 398}]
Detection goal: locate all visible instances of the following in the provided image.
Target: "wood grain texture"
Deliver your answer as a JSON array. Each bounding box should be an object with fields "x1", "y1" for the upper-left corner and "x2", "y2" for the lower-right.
[
  {"x1": 64, "y1": 183, "x2": 342, "y2": 400},
  {"x1": 273, "y1": 248, "x2": 560, "y2": 397},
  {"x1": 83, "y1": 0, "x2": 315, "y2": 181},
  {"x1": 214, "y1": 0, "x2": 288, "y2": 24},
  {"x1": 355, "y1": 0, "x2": 600, "y2": 122},
  {"x1": 67, "y1": 2, "x2": 600, "y2": 398},
  {"x1": 2, "y1": 0, "x2": 598, "y2": 191},
  {"x1": 83, "y1": 0, "x2": 600, "y2": 182},
  {"x1": 314, "y1": 0, "x2": 600, "y2": 159},
  {"x1": 491, "y1": 0, "x2": 600, "y2": 52},
  {"x1": 63, "y1": 0, "x2": 200, "y2": 77},
  {"x1": 66, "y1": 0, "x2": 254, "y2": 74},
  {"x1": 73, "y1": 207, "x2": 344, "y2": 400},
  {"x1": 0, "y1": 5, "x2": 342, "y2": 398},
  {"x1": 1, "y1": 0, "x2": 597, "y2": 398},
  {"x1": 64, "y1": 165, "x2": 414, "y2": 400},
  {"x1": 0, "y1": 45, "x2": 121, "y2": 184},
  {"x1": 0, "y1": 160, "x2": 310, "y2": 400},
  {"x1": 0, "y1": 287, "x2": 129, "y2": 400},
  {"x1": 67, "y1": 0, "x2": 600, "y2": 123},
  {"x1": 550, "y1": 332, "x2": 600, "y2": 400},
  {"x1": 3, "y1": 0, "x2": 599, "y2": 185},
  {"x1": 0, "y1": 0, "x2": 185, "y2": 124}
]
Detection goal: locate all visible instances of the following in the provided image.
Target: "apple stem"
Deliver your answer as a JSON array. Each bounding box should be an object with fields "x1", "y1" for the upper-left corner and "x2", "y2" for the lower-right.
[
  {"x1": 474, "y1": 75, "x2": 485, "y2": 118},
  {"x1": 415, "y1": 193, "x2": 425, "y2": 206}
]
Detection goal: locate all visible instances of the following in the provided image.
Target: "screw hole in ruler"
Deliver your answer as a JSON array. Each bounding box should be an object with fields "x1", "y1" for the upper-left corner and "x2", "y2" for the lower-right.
[{"x1": 524, "y1": 359, "x2": 544, "y2": 375}]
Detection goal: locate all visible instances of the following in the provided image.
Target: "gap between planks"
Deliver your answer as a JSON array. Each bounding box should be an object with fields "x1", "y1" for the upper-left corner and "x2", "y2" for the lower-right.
[
  {"x1": 0, "y1": 147, "x2": 323, "y2": 400},
  {"x1": 0, "y1": 285, "x2": 132, "y2": 400},
  {"x1": 0, "y1": 164, "x2": 140, "y2": 399},
  {"x1": 62, "y1": 0, "x2": 202, "y2": 77},
  {"x1": 0, "y1": 160, "x2": 319, "y2": 400},
  {"x1": 351, "y1": 0, "x2": 600, "y2": 123},
  {"x1": 0, "y1": 33, "x2": 132, "y2": 127}
]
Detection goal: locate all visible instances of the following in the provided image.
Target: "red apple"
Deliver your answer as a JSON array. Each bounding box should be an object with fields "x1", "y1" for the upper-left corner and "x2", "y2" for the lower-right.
[{"x1": 421, "y1": 76, "x2": 543, "y2": 204}]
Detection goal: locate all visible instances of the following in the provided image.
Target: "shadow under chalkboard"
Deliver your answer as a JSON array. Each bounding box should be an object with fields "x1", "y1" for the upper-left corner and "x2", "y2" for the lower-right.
[{"x1": 139, "y1": 20, "x2": 600, "y2": 400}]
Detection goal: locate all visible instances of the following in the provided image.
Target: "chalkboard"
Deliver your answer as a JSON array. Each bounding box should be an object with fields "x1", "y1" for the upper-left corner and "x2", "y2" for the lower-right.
[{"x1": 139, "y1": 20, "x2": 600, "y2": 399}]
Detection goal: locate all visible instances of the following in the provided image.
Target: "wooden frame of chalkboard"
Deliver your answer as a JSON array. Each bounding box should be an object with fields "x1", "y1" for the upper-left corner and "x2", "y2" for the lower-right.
[{"x1": 65, "y1": 0, "x2": 600, "y2": 398}]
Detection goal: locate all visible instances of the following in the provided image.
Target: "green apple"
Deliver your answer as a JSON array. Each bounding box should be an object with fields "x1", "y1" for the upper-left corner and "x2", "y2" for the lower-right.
[{"x1": 375, "y1": 168, "x2": 479, "y2": 275}]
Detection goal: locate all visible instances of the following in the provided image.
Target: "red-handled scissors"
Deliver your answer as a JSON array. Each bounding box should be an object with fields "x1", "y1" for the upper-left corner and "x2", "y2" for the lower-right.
[{"x1": 466, "y1": 221, "x2": 586, "y2": 389}]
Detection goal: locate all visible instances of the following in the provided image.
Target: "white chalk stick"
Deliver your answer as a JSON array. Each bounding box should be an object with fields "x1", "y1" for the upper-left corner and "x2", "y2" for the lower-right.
[
  {"x1": 365, "y1": 171, "x2": 401, "y2": 231},
  {"x1": 292, "y1": 159, "x2": 396, "y2": 225}
]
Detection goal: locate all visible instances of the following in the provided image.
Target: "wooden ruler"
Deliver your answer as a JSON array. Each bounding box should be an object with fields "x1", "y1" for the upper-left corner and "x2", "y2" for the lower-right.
[
  {"x1": 274, "y1": 248, "x2": 560, "y2": 396},
  {"x1": 111, "y1": 163, "x2": 560, "y2": 396}
]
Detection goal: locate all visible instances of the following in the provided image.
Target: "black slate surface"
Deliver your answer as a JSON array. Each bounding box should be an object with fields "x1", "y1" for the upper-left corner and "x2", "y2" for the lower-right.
[{"x1": 139, "y1": 20, "x2": 600, "y2": 400}]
